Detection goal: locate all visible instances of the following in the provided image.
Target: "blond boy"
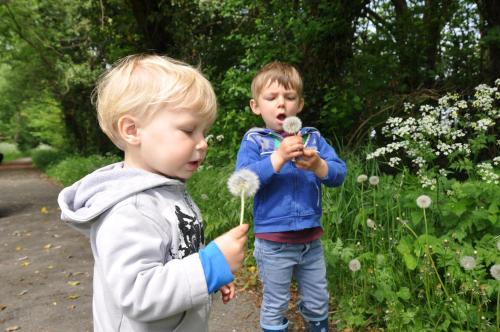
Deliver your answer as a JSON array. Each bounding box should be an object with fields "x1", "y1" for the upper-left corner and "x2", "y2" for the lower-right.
[{"x1": 58, "y1": 54, "x2": 248, "y2": 332}]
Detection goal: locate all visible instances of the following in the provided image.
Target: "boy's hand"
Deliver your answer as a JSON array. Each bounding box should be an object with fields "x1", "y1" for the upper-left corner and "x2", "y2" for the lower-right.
[
  {"x1": 295, "y1": 148, "x2": 328, "y2": 178},
  {"x1": 219, "y1": 282, "x2": 235, "y2": 304},
  {"x1": 271, "y1": 135, "x2": 304, "y2": 172},
  {"x1": 214, "y1": 224, "x2": 249, "y2": 273}
]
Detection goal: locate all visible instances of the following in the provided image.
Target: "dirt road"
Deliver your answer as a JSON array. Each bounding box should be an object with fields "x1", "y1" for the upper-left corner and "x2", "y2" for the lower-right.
[{"x1": 0, "y1": 162, "x2": 261, "y2": 332}]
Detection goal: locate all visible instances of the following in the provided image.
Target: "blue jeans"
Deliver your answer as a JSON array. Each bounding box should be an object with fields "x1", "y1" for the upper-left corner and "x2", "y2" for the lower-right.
[{"x1": 254, "y1": 238, "x2": 329, "y2": 331}]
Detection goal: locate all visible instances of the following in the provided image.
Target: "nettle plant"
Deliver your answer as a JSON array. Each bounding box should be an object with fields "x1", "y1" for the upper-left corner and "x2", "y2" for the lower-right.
[{"x1": 367, "y1": 79, "x2": 500, "y2": 189}]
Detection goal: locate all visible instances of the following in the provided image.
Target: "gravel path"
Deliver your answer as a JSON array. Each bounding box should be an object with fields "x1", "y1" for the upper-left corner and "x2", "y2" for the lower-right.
[{"x1": 0, "y1": 161, "x2": 262, "y2": 332}]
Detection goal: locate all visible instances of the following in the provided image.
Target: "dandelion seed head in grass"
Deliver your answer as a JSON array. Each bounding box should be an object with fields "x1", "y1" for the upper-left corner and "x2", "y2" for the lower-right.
[
  {"x1": 368, "y1": 175, "x2": 379, "y2": 186},
  {"x1": 227, "y1": 169, "x2": 260, "y2": 197},
  {"x1": 416, "y1": 195, "x2": 432, "y2": 209},
  {"x1": 349, "y1": 259, "x2": 361, "y2": 272},
  {"x1": 283, "y1": 116, "x2": 302, "y2": 135},
  {"x1": 357, "y1": 174, "x2": 368, "y2": 183},
  {"x1": 460, "y1": 256, "x2": 476, "y2": 270},
  {"x1": 490, "y1": 264, "x2": 500, "y2": 280},
  {"x1": 366, "y1": 218, "x2": 376, "y2": 229}
]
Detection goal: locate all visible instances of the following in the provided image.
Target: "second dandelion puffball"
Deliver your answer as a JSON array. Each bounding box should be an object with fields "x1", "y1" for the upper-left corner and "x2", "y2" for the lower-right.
[
  {"x1": 228, "y1": 169, "x2": 260, "y2": 225},
  {"x1": 228, "y1": 169, "x2": 260, "y2": 197},
  {"x1": 283, "y1": 116, "x2": 302, "y2": 135}
]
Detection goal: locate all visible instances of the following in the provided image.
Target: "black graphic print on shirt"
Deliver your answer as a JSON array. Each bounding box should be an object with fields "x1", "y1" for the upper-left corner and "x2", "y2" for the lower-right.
[{"x1": 173, "y1": 205, "x2": 204, "y2": 259}]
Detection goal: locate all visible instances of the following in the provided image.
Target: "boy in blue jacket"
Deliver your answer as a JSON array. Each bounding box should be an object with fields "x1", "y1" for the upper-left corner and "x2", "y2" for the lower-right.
[{"x1": 235, "y1": 62, "x2": 346, "y2": 332}]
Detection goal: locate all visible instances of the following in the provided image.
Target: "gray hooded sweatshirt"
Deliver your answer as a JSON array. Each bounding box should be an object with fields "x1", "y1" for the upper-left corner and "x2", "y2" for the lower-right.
[{"x1": 58, "y1": 162, "x2": 214, "y2": 332}]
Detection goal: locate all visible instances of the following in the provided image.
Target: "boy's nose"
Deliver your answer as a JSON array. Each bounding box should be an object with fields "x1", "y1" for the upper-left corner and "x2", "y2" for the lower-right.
[
  {"x1": 277, "y1": 95, "x2": 285, "y2": 107},
  {"x1": 196, "y1": 137, "x2": 208, "y2": 150}
]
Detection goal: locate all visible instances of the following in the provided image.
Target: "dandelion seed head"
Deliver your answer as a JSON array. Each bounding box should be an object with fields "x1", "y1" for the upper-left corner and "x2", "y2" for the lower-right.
[
  {"x1": 283, "y1": 116, "x2": 302, "y2": 134},
  {"x1": 348, "y1": 258, "x2": 361, "y2": 272},
  {"x1": 366, "y1": 218, "x2": 376, "y2": 229},
  {"x1": 357, "y1": 174, "x2": 368, "y2": 183},
  {"x1": 490, "y1": 264, "x2": 500, "y2": 280},
  {"x1": 369, "y1": 175, "x2": 379, "y2": 186},
  {"x1": 460, "y1": 256, "x2": 476, "y2": 270},
  {"x1": 227, "y1": 169, "x2": 260, "y2": 197},
  {"x1": 416, "y1": 195, "x2": 432, "y2": 209}
]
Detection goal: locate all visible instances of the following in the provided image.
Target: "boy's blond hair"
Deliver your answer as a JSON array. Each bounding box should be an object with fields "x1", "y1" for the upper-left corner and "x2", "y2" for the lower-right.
[
  {"x1": 94, "y1": 54, "x2": 217, "y2": 150},
  {"x1": 251, "y1": 62, "x2": 303, "y2": 100}
]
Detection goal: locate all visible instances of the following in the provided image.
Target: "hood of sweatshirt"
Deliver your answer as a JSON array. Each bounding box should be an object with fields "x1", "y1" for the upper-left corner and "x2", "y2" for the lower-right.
[{"x1": 58, "y1": 162, "x2": 184, "y2": 234}]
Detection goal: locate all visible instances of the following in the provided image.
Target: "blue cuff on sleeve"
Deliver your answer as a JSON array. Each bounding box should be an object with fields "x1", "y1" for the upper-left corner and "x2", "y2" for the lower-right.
[{"x1": 199, "y1": 241, "x2": 234, "y2": 293}]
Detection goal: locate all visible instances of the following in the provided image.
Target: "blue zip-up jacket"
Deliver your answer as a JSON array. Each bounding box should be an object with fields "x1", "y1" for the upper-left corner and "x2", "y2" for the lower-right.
[{"x1": 235, "y1": 127, "x2": 347, "y2": 233}]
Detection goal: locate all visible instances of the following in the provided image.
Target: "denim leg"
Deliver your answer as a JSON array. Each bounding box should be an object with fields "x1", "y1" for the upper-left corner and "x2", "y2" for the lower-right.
[
  {"x1": 293, "y1": 240, "x2": 329, "y2": 327},
  {"x1": 254, "y1": 239, "x2": 296, "y2": 331}
]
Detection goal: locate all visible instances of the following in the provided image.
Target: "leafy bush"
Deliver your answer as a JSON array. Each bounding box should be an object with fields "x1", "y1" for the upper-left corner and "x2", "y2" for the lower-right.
[
  {"x1": 0, "y1": 142, "x2": 23, "y2": 161},
  {"x1": 31, "y1": 147, "x2": 67, "y2": 171},
  {"x1": 46, "y1": 154, "x2": 121, "y2": 186}
]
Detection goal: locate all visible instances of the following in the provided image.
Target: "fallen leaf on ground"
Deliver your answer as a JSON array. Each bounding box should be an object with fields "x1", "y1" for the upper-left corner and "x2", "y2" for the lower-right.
[
  {"x1": 68, "y1": 281, "x2": 80, "y2": 286},
  {"x1": 5, "y1": 326, "x2": 21, "y2": 331},
  {"x1": 20, "y1": 261, "x2": 30, "y2": 267},
  {"x1": 15, "y1": 246, "x2": 23, "y2": 251},
  {"x1": 40, "y1": 207, "x2": 48, "y2": 214},
  {"x1": 17, "y1": 256, "x2": 28, "y2": 261},
  {"x1": 17, "y1": 290, "x2": 28, "y2": 296},
  {"x1": 0, "y1": 304, "x2": 6, "y2": 310},
  {"x1": 43, "y1": 243, "x2": 52, "y2": 250},
  {"x1": 67, "y1": 294, "x2": 80, "y2": 300}
]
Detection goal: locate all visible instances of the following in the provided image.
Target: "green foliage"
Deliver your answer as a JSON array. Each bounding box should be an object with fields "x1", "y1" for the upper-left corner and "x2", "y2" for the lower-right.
[
  {"x1": 31, "y1": 147, "x2": 67, "y2": 171},
  {"x1": 0, "y1": 142, "x2": 23, "y2": 161},
  {"x1": 46, "y1": 154, "x2": 121, "y2": 186}
]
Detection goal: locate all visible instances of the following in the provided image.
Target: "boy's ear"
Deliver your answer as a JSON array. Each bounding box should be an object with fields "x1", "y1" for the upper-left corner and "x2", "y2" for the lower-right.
[
  {"x1": 117, "y1": 115, "x2": 141, "y2": 146},
  {"x1": 250, "y1": 99, "x2": 261, "y2": 115}
]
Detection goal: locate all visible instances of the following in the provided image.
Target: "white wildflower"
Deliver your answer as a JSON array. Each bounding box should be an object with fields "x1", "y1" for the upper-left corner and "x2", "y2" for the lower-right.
[
  {"x1": 366, "y1": 218, "x2": 376, "y2": 229},
  {"x1": 369, "y1": 175, "x2": 379, "y2": 186},
  {"x1": 349, "y1": 259, "x2": 361, "y2": 272},
  {"x1": 205, "y1": 134, "x2": 214, "y2": 143},
  {"x1": 416, "y1": 195, "x2": 432, "y2": 209},
  {"x1": 388, "y1": 157, "x2": 401, "y2": 167},
  {"x1": 460, "y1": 256, "x2": 476, "y2": 270},
  {"x1": 216, "y1": 134, "x2": 224, "y2": 141},
  {"x1": 283, "y1": 116, "x2": 302, "y2": 134},
  {"x1": 356, "y1": 174, "x2": 368, "y2": 183},
  {"x1": 490, "y1": 264, "x2": 500, "y2": 280}
]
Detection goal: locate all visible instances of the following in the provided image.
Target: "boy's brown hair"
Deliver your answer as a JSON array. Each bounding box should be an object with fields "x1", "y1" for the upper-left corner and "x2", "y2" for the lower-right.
[{"x1": 251, "y1": 61, "x2": 303, "y2": 100}]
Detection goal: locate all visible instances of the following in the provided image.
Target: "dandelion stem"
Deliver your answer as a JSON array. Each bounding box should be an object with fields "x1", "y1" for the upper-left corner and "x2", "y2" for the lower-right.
[
  {"x1": 240, "y1": 190, "x2": 245, "y2": 225},
  {"x1": 497, "y1": 287, "x2": 499, "y2": 332},
  {"x1": 423, "y1": 208, "x2": 450, "y2": 298}
]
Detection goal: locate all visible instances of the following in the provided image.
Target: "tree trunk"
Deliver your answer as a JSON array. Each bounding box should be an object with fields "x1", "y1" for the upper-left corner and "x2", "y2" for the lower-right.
[{"x1": 476, "y1": 0, "x2": 500, "y2": 82}]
